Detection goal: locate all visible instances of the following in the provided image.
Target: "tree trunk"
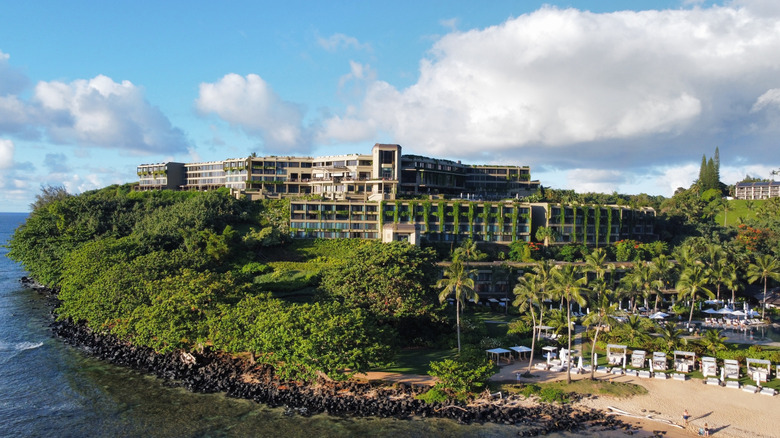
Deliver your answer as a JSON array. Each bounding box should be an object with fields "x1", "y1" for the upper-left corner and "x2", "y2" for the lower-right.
[
  {"x1": 688, "y1": 297, "x2": 695, "y2": 325},
  {"x1": 762, "y1": 278, "x2": 767, "y2": 320},
  {"x1": 591, "y1": 327, "x2": 600, "y2": 380},
  {"x1": 653, "y1": 292, "x2": 660, "y2": 313},
  {"x1": 528, "y1": 304, "x2": 537, "y2": 375},
  {"x1": 566, "y1": 295, "x2": 573, "y2": 384}
]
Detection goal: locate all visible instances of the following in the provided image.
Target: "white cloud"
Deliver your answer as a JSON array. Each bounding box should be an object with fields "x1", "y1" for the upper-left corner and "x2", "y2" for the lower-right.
[
  {"x1": 0, "y1": 138, "x2": 14, "y2": 168},
  {"x1": 32, "y1": 75, "x2": 189, "y2": 154},
  {"x1": 196, "y1": 73, "x2": 312, "y2": 153},
  {"x1": 751, "y1": 88, "x2": 780, "y2": 112},
  {"x1": 318, "y1": 3, "x2": 780, "y2": 195},
  {"x1": 317, "y1": 33, "x2": 371, "y2": 52}
]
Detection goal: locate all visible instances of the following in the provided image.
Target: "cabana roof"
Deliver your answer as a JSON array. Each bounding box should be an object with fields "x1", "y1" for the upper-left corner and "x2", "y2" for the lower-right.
[
  {"x1": 724, "y1": 359, "x2": 739, "y2": 365},
  {"x1": 486, "y1": 348, "x2": 511, "y2": 354},
  {"x1": 607, "y1": 344, "x2": 627, "y2": 350},
  {"x1": 673, "y1": 351, "x2": 696, "y2": 358},
  {"x1": 746, "y1": 358, "x2": 771, "y2": 367},
  {"x1": 510, "y1": 346, "x2": 532, "y2": 353},
  {"x1": 702, "y1": 356, "x2": 717, "y2": 363},
  {"x1": 653, "y1": 352, "x2": 667, "y2": 358}
]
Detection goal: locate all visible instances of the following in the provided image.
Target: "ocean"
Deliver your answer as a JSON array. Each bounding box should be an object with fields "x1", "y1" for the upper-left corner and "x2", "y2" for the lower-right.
[{"x1": 0, "y1": 212, "x2": 536, "y2": 438}]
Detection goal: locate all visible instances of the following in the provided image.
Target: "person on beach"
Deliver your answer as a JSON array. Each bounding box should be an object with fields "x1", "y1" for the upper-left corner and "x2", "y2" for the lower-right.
[
  {"x1": 704, "y1": 423, "x2": 709, "y2": 436},
  {"x1": 682, "y1": 409, "x2": 690, "y2": 426}
]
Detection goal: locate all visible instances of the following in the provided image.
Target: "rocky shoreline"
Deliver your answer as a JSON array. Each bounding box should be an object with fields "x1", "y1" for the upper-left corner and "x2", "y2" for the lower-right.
[{"x1": 25, "y1": 277, "x2": 635, "y2": 437}]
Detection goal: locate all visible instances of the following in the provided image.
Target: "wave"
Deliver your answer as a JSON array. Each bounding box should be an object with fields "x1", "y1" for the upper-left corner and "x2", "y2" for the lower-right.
[{"x1": 0, "y1": 341, "x2": 44, "y2": 352}]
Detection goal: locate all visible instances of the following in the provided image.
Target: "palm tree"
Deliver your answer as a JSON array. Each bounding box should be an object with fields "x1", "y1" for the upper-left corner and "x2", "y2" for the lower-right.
[
  {"x1": 513, "y1": 274, "x2": 543, "y2": 374},
  {"x1": 658, "y1": 321, "x2": 687, "y2": 353},
  {"x1": 437, "y1": 260, "x2": 478, "y2": 353},
  {"x1": 584, "y1": 248, "x2": 610, "y2": 281},
  {"x1": 551, "y1": 264, "x2": 588, "y2": 384},
  {"x1": 535, "y1": 226, "x2": 558, "y2": 246},
  {"x1": 704, "y1": 243, "x2": 727, "y2": 300},
  {"x1": 698, "y1": 329, "x2": 727, "y2": 355},
  {"x1": 582, "y1": 286, "x2": 619, "y2": 380},
  {"x1": 747, "y1": 254, "x2": 780, "y2": 319},
  {"x1": 618, "y1": 314, "x2": 650, "y2": 347},
  {"x1": 624, "y1": 261, "x2": 663, "y2": 313},
  {"x1": 676, "y1": 264, "x2": 714, "y2": 325},
  {"x1": 722, "y1": 263, "x2": 743, "y2": 306},
  {"x1": 453, "y1": 238, "x2": 485, "y2": 264},
  {"x1": 651, "y1": 254, "x2": 676, "y2": 312},
  {"x1": 528, "y1": 260, "x2": 556, "y2": 334}
]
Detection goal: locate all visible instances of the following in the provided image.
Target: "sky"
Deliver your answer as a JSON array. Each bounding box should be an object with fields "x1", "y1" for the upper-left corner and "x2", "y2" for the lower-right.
[{"x1": 2, "y1": 0, "x2": 780, "y2": 212}]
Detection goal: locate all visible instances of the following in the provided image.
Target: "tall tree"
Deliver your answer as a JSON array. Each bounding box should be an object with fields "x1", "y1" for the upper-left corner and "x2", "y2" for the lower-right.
[
  {"x1": 582, "y1": 287, "x2": 619, "y2": 380},
  {"x1": 437, "y1": 260, "x2": 478, "y2": 353},
  {"x1": 651, "y1": 254, "x2": 677, "y2": 312},
  {"x1": 513, "y1": 273, "x2": 544, "y2": 375},
  {"x1": 747, "y1": 255, "x2": 780, "y2": 319},
  {"x1": 551, "y1": 264, "x2": 588, "y2": 384},
  {"x1": 676, "y1": 264, "x2": 714, "y2": 325}
]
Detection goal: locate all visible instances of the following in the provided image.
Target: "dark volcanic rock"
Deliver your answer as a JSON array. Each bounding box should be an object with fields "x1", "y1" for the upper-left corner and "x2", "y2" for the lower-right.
[{"x1": 27, "y1": 280, "x2": 629, "y2": 435}]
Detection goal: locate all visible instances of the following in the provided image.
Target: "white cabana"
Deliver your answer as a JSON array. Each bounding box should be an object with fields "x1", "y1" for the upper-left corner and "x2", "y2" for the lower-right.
[
  {"x1": 542, "y1": 346, "x2": 558, "y2": 361},
  {"x1": 747, "y1": 358, "x2": 771, "y2": 382},
  {"x1": 652, "y1": 352, "x2": 668, "y2": 371},
  {"x1": 674, "y1": 351, "x2": 696, "y2": 373},
  {"x1": 631, "y1": 350, "x2": 647, "y2": 368},
  {"x1": 724, "y1": 359, "x2": 740, "y2": 380},
  {"x1": 509, "y1": 346, "x2": 532, "y2": 360},
  {"x1": 486, "y1": 348, "x2": 512, "y2": 365},
  {"x1": 606, "y1": 344, "x2": 627, "y2": 367},
  {"x1": 534, "y1": 325, "x2": 555, "y2": 340},
  {"x1": 649, "y1": 312, "x2": 669, "y2": 320},
  {"x1": 560, "y1": 348, "x2": 578, "y2": 365},
  {"x1": 702, "y1": 356, "x2": 718, "y2": 378}
]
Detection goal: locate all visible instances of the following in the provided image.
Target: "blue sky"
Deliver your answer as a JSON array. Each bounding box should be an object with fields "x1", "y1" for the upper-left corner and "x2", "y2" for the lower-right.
[{"x1": 1, "y1": 0, "x2": 779, "y2": 211}]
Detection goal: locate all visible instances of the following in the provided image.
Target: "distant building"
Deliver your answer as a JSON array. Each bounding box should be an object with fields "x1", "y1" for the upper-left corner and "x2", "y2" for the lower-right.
[
  {"x1": 136, "y1": 143, "x2": 541, "y2": 201},
  {"x1": 734, "y1": 181, "x2": 780, "y2": 200}
]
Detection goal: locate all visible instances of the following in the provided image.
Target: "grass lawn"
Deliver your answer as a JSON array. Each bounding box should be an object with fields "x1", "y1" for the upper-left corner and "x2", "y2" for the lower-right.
[
  {"x1": 714, "y1": 199, "x2": 763, "y2": 226},
  {"x1": 493, "y1": 379, "x2": 647, "y2": 400},
  {"x1": 372, "y1": 348, "x2": 457, "y2": 375}
]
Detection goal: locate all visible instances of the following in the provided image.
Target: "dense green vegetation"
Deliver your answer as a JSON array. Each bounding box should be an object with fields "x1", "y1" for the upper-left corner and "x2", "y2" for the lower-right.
[
  {"x1": 7, "y1": 185, "x2": 429, "y2": 381},
  {"x1": 7, "y1": 161, "x2": 780, "y2": 398}
]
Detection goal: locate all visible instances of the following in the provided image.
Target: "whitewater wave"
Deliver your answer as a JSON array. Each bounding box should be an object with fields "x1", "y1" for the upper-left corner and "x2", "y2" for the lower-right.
[{"x1": 0, "y1": 341, "x2": 44, "y2": 352}]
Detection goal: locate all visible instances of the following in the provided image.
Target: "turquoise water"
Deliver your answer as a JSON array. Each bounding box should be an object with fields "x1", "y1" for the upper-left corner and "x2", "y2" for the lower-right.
[{"x1": 1, "y1": 212, "x2": 551, "y2": 437}]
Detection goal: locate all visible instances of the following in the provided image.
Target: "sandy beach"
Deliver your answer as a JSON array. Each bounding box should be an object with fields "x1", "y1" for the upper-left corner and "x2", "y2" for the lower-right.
[
  {"x1": 491, "y1": 361, "x2": 779, "y2": 438},
  {"x1": 361, "y1": 358, "x2": 779, "y2": 438}
]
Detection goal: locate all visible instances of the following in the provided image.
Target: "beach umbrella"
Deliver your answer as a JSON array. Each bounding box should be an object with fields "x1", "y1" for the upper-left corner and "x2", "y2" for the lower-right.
[
  {"x1": 703, "y1": 308, "x2": 718, "y2": 314},
  {"x1": 649, "y1": 312, "x2": 669, "y2": 319},
  {"x1": 716, "y1": 308, "x2": 733, "y2": 315}
]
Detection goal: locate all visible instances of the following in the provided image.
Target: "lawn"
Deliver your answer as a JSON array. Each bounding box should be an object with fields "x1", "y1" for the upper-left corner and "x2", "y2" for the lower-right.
[
  {"x1": 372, "y1": 348, "x2": 457, "y2": 375},
  {"x1": 714, "y1": 199, "x2": 763, "y2": 226},
  {"x1": 493, "y1": 379, "x2": 647, "y2": 401}
]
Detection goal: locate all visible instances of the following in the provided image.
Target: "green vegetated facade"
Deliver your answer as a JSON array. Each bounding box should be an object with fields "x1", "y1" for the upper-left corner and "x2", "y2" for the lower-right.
[
  {"x1": 545, "y1": 204, "x2": 655, "y2": 246},
  {"x1": 290, "y1": 199, "x2": 655, "y2": 245}
]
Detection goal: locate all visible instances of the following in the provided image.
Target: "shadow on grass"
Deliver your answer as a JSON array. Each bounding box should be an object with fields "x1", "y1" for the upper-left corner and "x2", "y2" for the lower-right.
[{"x1": 372, "y1": 348, "x2": 458, "y2": 375}]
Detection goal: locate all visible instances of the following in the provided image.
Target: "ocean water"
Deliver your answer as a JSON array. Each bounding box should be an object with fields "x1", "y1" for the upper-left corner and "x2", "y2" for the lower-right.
[{"x1": 0, "y1": 212, "x2": 542, "y2": 438}]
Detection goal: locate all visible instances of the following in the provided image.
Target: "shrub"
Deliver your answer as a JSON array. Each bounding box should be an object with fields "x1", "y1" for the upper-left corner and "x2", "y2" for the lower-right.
[
  {"x1": 539, "y1": 387, "x2": 570, "y2": 404},
  {"x1": 415, "y1": 388, "x2": 449, "y2": 404}
]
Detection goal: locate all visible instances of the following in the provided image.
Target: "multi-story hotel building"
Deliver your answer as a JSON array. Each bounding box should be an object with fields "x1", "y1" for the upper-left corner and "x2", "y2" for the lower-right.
[
  {"x1": 734, "y1": 181, "x2": 780, "y2": 200},
  {"x1": 137, "y1": 144, "x2": 540, "y2": 201},
  {"x1": 136, "y1": 143, "x2": 655, "y2": 246}
]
